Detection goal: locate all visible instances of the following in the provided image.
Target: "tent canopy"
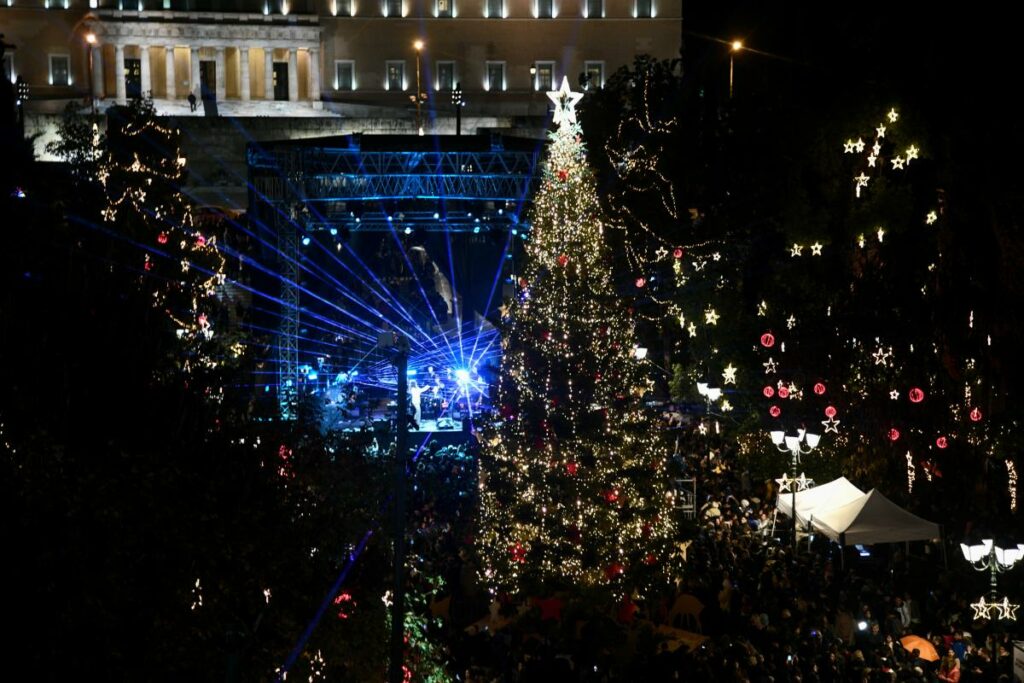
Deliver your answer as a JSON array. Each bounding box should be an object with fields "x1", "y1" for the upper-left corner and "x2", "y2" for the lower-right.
[
  {"x1": 810, "y1": 489, "x2": 940, "y2": 545},
  {"x1": 776, "y1": 477, "x2": 865, "y2": 527}
]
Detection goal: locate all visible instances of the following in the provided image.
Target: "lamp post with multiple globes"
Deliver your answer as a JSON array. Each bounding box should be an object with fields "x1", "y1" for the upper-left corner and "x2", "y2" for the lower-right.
[{"x1": 770, "y1": 428, "x2": 820, "y2": 552}]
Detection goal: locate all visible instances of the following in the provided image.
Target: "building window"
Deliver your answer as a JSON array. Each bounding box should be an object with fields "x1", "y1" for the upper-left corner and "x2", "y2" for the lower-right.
[
  {"x1": 334, "y1": 0, "x2": 352, "y2": 15},
  {"x1": 386, "y1": 60, "x2": 405, "y2": 90},
  {"x1": 384, "y1": 0, "x2": 402, "y2": 16},
  {"x1": 49, "y1": 54, "x2": 70, "y2": 86},
  {"x1": 585, "y1": 0, "x2": 602, "y2": 17},
  {"x1": 335, "y1": 60, "x2": 355, "y2": 90},
  {"x1": 533, "y1": 61, "x2": 554, "y2": 91},
  {"x1": 485, "y1": 61, "x2": 505, "y2": 91},
  {"x1": 2, "y1": 53, "x2": 13, "y2": 83},
  {"x1": 635, "y1": 0, "x2": 651, "y2": 16},
  {"x1": 485, "y1": 0, "x2": 501, "y2": 17},
  {"x1": 536, "y1": 0, "x2": 551, "y2": 17},
  {"x1": 583, "y1": 60, "x2": 604, "y2": 89},
  {"x1": 436, "y1": 61, "x2": 455, "y2": 91},
  {"x1": 435, "y1": 0, "x2": 452, "y2": 16}
]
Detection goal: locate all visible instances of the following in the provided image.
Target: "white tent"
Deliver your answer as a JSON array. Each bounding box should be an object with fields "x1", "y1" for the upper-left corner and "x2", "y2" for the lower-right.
[
  {"x1": 809, "y1": 488, "x2": 940, "y2": 545},
  {"x1": 776, "y1": 477, "x2": 865, "y2": 528}
]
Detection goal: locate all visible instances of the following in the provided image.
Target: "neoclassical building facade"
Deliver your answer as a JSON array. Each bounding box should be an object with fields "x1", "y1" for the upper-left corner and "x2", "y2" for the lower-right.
[{"x1": 2, "y1": 0, "x2": 680, "y2": 117}]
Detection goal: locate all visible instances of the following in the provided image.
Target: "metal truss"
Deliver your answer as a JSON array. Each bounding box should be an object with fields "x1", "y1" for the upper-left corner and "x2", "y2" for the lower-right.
[{"x1": 276, "y1": 205, "x2": 300, "y2": 421}]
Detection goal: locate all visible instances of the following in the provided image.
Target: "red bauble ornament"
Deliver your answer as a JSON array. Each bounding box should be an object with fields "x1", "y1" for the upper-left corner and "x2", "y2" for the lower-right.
[
  {"x1": 557, "y1": 169, "x2": 569, "y2": 181},
  {"x1": 888, "y1": 428, "x2": 901, "y2": 442},
  {"x1": 824, "y1": 406, "x2": 837, "y2": 418},
  {"x1": 778, "y1": 386, "x2": 790, "y2": 399},
  {"x1": 908, "y1": 387, "x2": 925, "y2": 403},
  {"x1": 144, "y1": 261, "x2": 152, "y2": 271},
  {"x1": 936, "y1": 436, "x2": 948, "y2": 449},
  {"x1": 813, "y1": 382, "x2": 826, "y2": 396},
  {"x1": 557, "y1": 253, "x2": 569, "y2": 267},
  {"x1": 566, "y1": 462, "x2": 578, "y2": 476},
  {"x1": 635, "y1": 277, "x2": 646, "y2": 289},
  {"x1": 673, "y1": 247, "x2": 684, "y2": 259},
  {"x1": 157, "y1": 231, "x2": 169, "y2": 244},
  {"x1": 763, "y1": 386, "x2": 775, "y2": 398},
  {"x1": 604, "y1": 562, "x2": 625, "y2": 581},
  {"x1": 760, "y1": 332, "x2": 775, "y2": 348},
  {"x1": 769, "y1": 405, "x2": 781, "y2": 418},
  {"x1": 970, "y1": 407, "x2": 983, "y2": 422},
  {"x1": 196, "y1": 234, "x2": 206, "y2": 247},
  {"x1": 603, "y1": 489, "x2": 619, "y2": 503},
  {"x1": 643, "y1": 553, "x2": 657, "y2": 565},
  {"x1": 510, "y1": 542, "x2": 527, "y2": 563}
]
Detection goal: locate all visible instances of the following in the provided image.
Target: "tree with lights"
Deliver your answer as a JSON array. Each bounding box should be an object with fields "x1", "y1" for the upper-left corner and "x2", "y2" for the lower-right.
[
  {"x1": 476, "y1": 78, "x2": 675, "y2": 598},
  {"x1": 98, "y1": 98, "x2": 238, "y2": 377}
]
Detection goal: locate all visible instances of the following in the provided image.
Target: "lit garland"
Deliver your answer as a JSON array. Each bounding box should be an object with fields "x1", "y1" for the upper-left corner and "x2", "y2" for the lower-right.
[
  {"x1": 1008, "y1": 459, "x2": 1018, "y2": 512},
  {"x1": 476, "y1": 78, "x2": 675, "y2": 596},
  {"x1": 905, "y1": 451, "x2": 915, "y2": 493}
]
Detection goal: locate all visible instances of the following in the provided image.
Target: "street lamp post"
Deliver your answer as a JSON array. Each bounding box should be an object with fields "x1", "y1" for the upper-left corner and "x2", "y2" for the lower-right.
[
  {"x1": 961, "y1": 540, "x2": 1022, "y2": 670},
  {"x1": 412, "y1": 39, "x2": 424, "y2": 135},
  {"x1": 451, "y1": 82, "x2": 463, "y2": 136},
  {"x1": 729, "y1": 40, "x2": 742, "y2": 99},
  {"x1": 770, "y1": 428, "x2": 820, "y2": 552},
  {"x1": 85, "y1": 32, "x2": 97, "y2": 116}
]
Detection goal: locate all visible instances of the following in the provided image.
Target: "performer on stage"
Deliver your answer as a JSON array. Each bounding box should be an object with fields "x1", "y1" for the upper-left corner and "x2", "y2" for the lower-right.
[{"x1": 409, "y1": 379, "x2": 428, "y2": 427}]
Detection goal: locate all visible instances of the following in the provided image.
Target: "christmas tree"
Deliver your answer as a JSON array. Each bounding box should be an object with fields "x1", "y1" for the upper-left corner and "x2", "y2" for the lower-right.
[{"x1": 476, "y1": 78, "x2": 675, "y2": 597}]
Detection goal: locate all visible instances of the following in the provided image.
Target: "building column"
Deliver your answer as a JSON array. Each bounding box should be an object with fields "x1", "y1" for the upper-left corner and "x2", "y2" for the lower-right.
[
  {"x1": 214, "y1": 46, "x2": 226, "y2": 101},
  {"x1": 264, "y1": 48, "x2": 274, "y2": 100},
  {"x1": 114, "y1": 44, "x2": 126, "y2": 103},
  {"x1": 239, "y1": 46, "x2": 250, "y2": 101},
  {"x1": 308, "y1": 47, "x2": 321, "y2": 109},
  {"x1": 190, "y1": 46, "x2": 200, "y2": 99},
  {"x1": 139, "y1": 45, "x2": 152, "y2": 98},
  {"x1": 91, "y1": 45, "x2": 104, "y2": 98},
  {"x1": 165, "y1": 46, "x2": 176, "y2": 99},
  {"x1": 287, "y1": 47, "x2": 298, "y2": 102}
]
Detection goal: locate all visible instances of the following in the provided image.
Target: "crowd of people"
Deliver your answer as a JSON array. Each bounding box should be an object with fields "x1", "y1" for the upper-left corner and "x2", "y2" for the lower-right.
[{"x1": 397, "y1": 433, "x2": 1019, "y2": 682}]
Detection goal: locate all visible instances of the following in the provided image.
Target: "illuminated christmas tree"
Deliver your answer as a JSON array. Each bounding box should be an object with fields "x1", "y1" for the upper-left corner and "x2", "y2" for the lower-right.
[
  {"x1": 476, "y1": 78, "x2": 675, "y2": 597},
  {"x1": 98, "y1": 98, "x2": 235, "y2": 376}
]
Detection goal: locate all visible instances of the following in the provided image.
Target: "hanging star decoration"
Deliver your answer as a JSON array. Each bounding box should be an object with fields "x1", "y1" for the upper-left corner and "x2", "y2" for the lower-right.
[
  {"x1": 926, "y1": 210, "x2": 938, "y2": 225},
  {"x1": 876, "y1": 124, "x2": 887, "y2": 138},
  {"x1": 872, "y1": 346, "x2": 893, "y2": 366},
  {"x1": 498, "y1": 303, "x2": 510, "y2": 318},
  {"x1": 905, "y1": 145, "x2": 919, "y2": 161},
  {"x1": 794, "y1": 473, "x2": 814, "y2": 491},
  {"x1": 786, "y1": 315, "x2": 797, "y2": 330},
  {"x1": 843, "y1": 139, "x2": 857, "y2": 154},
  {"x1": 822, "y1": 417, "x2": 840, "y2": 434},
  {"x1": 720, "y1": 399, "x2": 733, "y2": 412},
  {"x1": 775, "y1": 473, "x2": 793, "y2": 493},
  {"x1": 704, "y1": 308, "x2": 720, "y2": 326},
  {"x1": 890, "y1": 389, "x2": 900, "y2": 400},
  {"x1": 757, "y1": 300, "x2": 768, "y2": 317},
  {"x1": 678, "y1": 313, "x2": 686, "y2": 329},
  {"x1": 654, "y1": 246, "x2": 669, "y2": 261},
  {"x1": 867, "y1": 154, "x2": 877, "y2": 167},
  {"x1": 872, "y1": 141, "x2": 881, "y2": 156},
  {"x1": 854, "y1": 173, "x2": 870, "y2": 197},
  {"x1": 996, "y1": 597, "x2": 1020, "y2": 621},
  {"x1": 692, "y1": 260, "x2": 706, "y2": 272},
  {"x1": 698, "y1": 421, "x2": 708, "y2": 435},
  {"x1": 887, "y1": 108, "x2": 899, "y2": 123},
  {"x1": 712, "y1": 252, "x2": 722, "y2": 261},
  {"x1": 687, "y1": 322, "x2": 698, "y2": 338},
  {"x1": 891, "y1": 156, "x2": 905, "y2": 170},
  {"x1": 790, "y1": 243, "x2": 804, "y2": 257},
  {"x1": 854, "y1": 138, "x2": 866, "y2": 153},
  {"x1": 546, "y1": 76, "x2": 584, "y2": 128},
  {"x1": 971, "y1": 597, "x2": 993, "y2": 621},
  {"x1": 763, "y1": 358, "x2": 778, "y2": 374},
  {"x1": 877, "y1": 227, "x2": 886, "y2": 242},
  {"x1": 810, "y1": 243, "x2": 823, "y2": 256},
  {"x1": 722, "y1": 363, "x2": 738, "y2": 385}
]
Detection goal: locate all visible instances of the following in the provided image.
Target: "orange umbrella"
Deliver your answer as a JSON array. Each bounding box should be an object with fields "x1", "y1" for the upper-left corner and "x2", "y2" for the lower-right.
[{"x1": 900, "y1": 635, "x2": 939, "y2": 662}]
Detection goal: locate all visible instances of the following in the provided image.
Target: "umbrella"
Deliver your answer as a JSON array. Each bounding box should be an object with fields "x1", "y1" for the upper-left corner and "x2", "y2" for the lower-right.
[{"x1": 900, "y1": 635, "x2": 939, "y2": 662}]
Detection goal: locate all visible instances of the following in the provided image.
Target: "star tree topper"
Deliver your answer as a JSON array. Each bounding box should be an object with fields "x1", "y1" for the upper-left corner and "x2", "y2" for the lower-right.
[{"x1": 547, "y1": 76, "x2": 584, "y2": 128}]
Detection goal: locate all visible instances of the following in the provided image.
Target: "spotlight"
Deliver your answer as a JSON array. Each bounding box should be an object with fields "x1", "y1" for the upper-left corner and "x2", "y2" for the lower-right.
[
  {"x1": 404, "y1": 226, "x2": 413, "y2": 235},
  {"x1": 473, "y1": 226, "x2": 481, "y2": 234},
  {"x1": 301, "y1": 236, "x2": 311, "y2": 246},
  {"x1": 329, "y1": 228, "x2": 338, "y2": 236},
  {"x1": 455, "y1": 368, "x2": 470, "y2": 384}
]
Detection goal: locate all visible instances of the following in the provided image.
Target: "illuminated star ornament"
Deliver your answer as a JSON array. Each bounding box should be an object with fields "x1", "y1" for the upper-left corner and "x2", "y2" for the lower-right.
[
  {"x1": 547, "y1": 76, "x2": 584, "y2": 128},
  {"x1": 775, "y1": 473, "x2": 793, "y2": 492},
  {"x1": 722, "y1": 363, "x2": 738, "y2": 385},
  {"x1": 687, "y1": 322, "x2": 697, "y2": 337},
  {"x1": 997, "y1": 597, "x2": 1020, "y2": 621},
  {"x1": 926, "y1": 210, "x2": 938, "y2": 225},
  {"x1": 887, "y1": 108, "x2": 899, "y2": 123},
  {"x1": 891, "y1": 156, "x2": 905, "y2": 170},
  {"x1": 790, "y1": 243, "x2": 803, "y2": 257},
  {"x1": 794, "y1": 473, "x2": 814, "y2": 491},
  {"x1": 763, "y1": 357, "x2": 778, "y2": 374},
  {"x1": 843, "y1": 139, "x2": 856, "y2": 154},
  {"x1": 786, "y1": 315, "x2": 797, "y2": 330},
  {"x1": 704, "y1": 308, "x2": 720, "y2": 325},
  {"x1": 890, "y1": 389, "x2": 900, "y2": 400},
  {"x1": 822, "y1": 417, "x2": 840, "y2": 434},
  {"x1": 810, "y1": 243, "x2": 823, "y2": 256},
  {"x1": 906, "y1": 145, "x2": 920, "y2": 161},
  {"x1": 971, "y1": 597, "x2": 992, "y2": 621},
  {"x1": 876, "y1": 124, "x2": 887, "y2": 138}
]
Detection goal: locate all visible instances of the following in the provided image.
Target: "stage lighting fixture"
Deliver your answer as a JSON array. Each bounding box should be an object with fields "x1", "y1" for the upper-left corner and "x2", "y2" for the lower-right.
[
  {"x1": 301, "y1": 236, "x2": 311, "y2": 246},
  {"x1": 473, "y1": 226, "x2": 481, "y2": 234},
  {"x1": 329, "y1": 228, "x2": 338, "y2": 236},
  {"x1": 455, "y1": 368, "x2": 470, "y2": 384},
  {"x1": 404, "y1": 226, "x2": 413, "y2": 235}
]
